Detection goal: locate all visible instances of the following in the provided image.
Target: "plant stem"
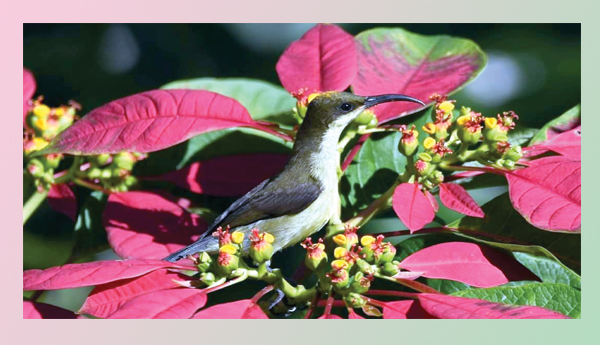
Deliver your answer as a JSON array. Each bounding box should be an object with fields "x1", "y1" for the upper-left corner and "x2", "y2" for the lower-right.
[
  {"x1": 23, "y1": 189, "x2": 49, "y2": 225},
  {"x1": 366, "y1": 290, "x2": 421, "y2": 298},
  {"x1": 374, "y1": 273, "x2": 441, "y2": 294},
  {"x1": 72, "y1": 178, "x2": 111, "y2": 193}
]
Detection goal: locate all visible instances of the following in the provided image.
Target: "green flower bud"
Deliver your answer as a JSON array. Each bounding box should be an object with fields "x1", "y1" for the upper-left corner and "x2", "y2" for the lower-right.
[
  {"x1": 505, "y1": 145, "x2": 523, "y2": 162},
  {"x1": 42, "y1": 154, "x2": 61, "y2": 170},
  {"x1": 355, "y1": 110, "x2": 378, "y2": 129},
  {"x1": 26, "y1": 159, "x2": 45, "y2": 178},
  {"x1": 418, "y1": 152, "x2": 432, "y2": 162},
  {"x1": 398, "y1": 127, "x2": 419, "y2": 157},
  {"x1": 356, "y1": 258, "x2": 373, "y2": 275},
  {"x1": 431, "y1": 171, "x2": 444, "y2": 184},
  {"x1": 301, "y1": 238, "x2": 328, "y2": 271},
  {"x1": 350, "y1": 272, "x2": 372, "y2": 294},
  {"x1": 197, "y1": 252, "x2": 212, "y2": 273},
  {"x1": 101, "y1": 169, "x2": 112, "y2": 179},
  {"x1": 503, "y1": 160, "x2": 516, "y2": 169},
  {"x1": 113, "y1": 152, "x2": 136, "y2": 171},
  {"x1": 94, "y1": 154, "x2": 111, "y2": 166},
  {"x1": 87, "y1": 167, "x2": 102, "y2": 179},
  {"x1": 199, "y1": 272, "x2": 216, "y2": 286},
  {"x1": 458, "y1": 126, "x2": 482, "y2": 146},
  {"x1": 381, "y1": 262, "x2": 400, "y2": 276},
  {"x1": 343, "y1": 292, "x2": 366, "y2": 308},
  {"x1": 216, "y1": 245, "x2": 239, "y2": 275},
  {"x1": 249, "y1": 229, "x2": 274, "y2": 264}
]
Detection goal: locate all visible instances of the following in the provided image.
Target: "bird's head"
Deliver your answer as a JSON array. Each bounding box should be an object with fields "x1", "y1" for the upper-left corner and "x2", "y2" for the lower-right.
[{"x1": 304, "y1": 91, "x2": 426, "y2": 131}]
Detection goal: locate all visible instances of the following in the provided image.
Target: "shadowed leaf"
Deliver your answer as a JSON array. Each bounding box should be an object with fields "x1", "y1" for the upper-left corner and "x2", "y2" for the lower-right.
[
  {"x1": 47, "y1": 184, "x2": 77, "y2": 222},
  {"x1": 103, "y1": 191, "x2": 206, "y2": 259},
  {"x1": 529, "y1": 105, "x2": 580, "y2": 146},
  {"x1": 23, "y1": 301, "x2": 77, "y2": 319},
  {"x1": 158, "y1": 153, "x2": 289, "y2": 197}
]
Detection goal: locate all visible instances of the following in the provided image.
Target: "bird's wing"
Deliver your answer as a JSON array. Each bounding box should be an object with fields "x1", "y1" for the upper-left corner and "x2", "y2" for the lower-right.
[{"x1": 202, "y1": 176, "x2": 323, "y2": 237}]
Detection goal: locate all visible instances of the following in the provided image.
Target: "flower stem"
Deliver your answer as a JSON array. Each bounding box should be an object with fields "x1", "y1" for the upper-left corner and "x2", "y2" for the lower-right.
[
  {"x1": 23, "y1": 189, "x2": 49, "y2": 225},
  {"x1": 366, "y1": 290, "x2": 421, "y2": 298},
  {"x1": 374, "y1": 273, "x2": 441, "y2": 294},
  {"x1": 72, "y1": 178, "x2": 111, "y2": 193}
]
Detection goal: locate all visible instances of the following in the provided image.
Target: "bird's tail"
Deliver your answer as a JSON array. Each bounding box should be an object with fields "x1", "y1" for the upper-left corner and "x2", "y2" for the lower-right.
[{"x1": 162, "y1": 238, "x2": 216, "y2": 262}]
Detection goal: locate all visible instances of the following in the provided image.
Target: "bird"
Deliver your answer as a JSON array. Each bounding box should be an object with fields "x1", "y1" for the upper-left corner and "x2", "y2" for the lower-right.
[{"x1": 163, "y1": 91, "x2": 425, "y2": 262}]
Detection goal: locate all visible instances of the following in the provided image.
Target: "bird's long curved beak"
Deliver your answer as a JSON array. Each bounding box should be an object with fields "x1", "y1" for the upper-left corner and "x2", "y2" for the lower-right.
[{"x1": 364, "y1": 94, "x2": 426, "y2": 108}]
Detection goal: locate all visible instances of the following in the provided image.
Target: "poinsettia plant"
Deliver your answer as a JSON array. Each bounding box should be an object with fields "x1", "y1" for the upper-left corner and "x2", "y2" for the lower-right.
[{"x1": 23, "y1": 24, "x2": 581, "y2": 319}]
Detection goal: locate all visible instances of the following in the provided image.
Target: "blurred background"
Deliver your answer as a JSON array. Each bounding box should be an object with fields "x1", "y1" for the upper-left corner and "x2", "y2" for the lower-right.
[
  {"x1": 23, "y1": 24, "x2": 581, "y2": 312},
  {"x1": 24, "y1": 24, "x2": 580, "y2": 129}
]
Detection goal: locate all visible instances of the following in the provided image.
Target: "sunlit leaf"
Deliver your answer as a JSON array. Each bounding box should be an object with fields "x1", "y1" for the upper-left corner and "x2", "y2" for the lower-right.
[{"x1": 353, "y1": 28, "x2": 486, "y2": 122}]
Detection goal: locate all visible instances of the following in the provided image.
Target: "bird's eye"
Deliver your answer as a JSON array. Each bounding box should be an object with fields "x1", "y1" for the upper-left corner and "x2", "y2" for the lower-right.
[{"x1": 339, "y1": 103, "x2": 354, "y2": 112}]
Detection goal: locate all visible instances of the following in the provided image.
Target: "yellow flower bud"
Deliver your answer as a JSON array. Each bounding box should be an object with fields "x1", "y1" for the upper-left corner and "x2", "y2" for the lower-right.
[
  {"x1": 33, "y1": 104, "x2": 50, "y2": 118},
  {"x1": 422, "y1": 122, "x2": 436, "y2": 134},
  {"x1": 54, "y1": 107, "x2": 65, "y2": 117},
  {"x1": 485, "y1": 117, "x2": 498, "y2": 129},
  {"x1": 333, "y1": 234, "x2": 347, "y2": 246},
  {"x1": 231, "y1": 231, "x2": 244, "y2": 244},
  {"x1": 439, "y1": 101, "x2": 455, "y2": 113},
  {"x1": 334, "y1": 247, "x2": 348, "y2": 259},
  {"x1": 361, "y1": 235, "x2": 376, "y2": 246},
  {"x1": 457, "y1": 115, "x2": 471, "y2": 126},
  {"x1": 331, "y1": 260, "x2": 349, "y2": 270},
  {"x1": 33, "y1": 117, "x2": 48, "y2": 131},
  {"x1": 219, "y1": 244, "x2": 237, "y2": 255},
  {"x1": 423, "y1": 137, "x2": 436, "y2": 150},
  {"x1": 32, "y1": 137, "x2": 49, "y2": 151},
  {"x1": 263, "y1": 232, "x2": 275, "y2": 243}
]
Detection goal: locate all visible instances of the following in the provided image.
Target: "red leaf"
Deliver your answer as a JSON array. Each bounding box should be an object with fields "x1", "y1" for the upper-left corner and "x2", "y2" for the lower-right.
[
  {"x1": 276, "y1": 24, "x2": 357, "y2": 99},
  {"x1": 79, "y1": 269, "x2": 191, "y2": 318},
  {"x1": 23, "y1": 301, "x2": 77, "y2": 319},
  {"x1": 424, "y1": 190, "x2": 439, "y2": 212},
  {"x1": 107, "y1": 287, "x2": 207, "y2": 319},
  {"x1": 23, "y1": 68, "x2": 36, "y2": 124},
  {"x1": 392, "y1": 183, "x2": 435, "y2": 232},
  {"x1": 382, "y1": 300, "x2": 436, "y2": 319},
  {"x1": 352, "y1": 29, "x2": 485, "y2": 122},
  {"x1": 158, "y1": 153, "x2": 289, "y2": 197},
  {"x1": 103, "y1": 191, "x2": 207, "y2": 259},
  {"x1": 318, "y1": 314, "x2": 343, "y2": 319},
  {"x1": 23, "y1": 259, "x2": 194, "y2": 291},
  {"x1": 439, "y1": 183, "x2": 484, "y2": 218},
  {"x1": 506, "y1": 156, "x2": 581, "y2": 232},
  {"x1": 418, "y1": 293, "x2": 569, "y2": 319},
  {"x1": 526, "y1": 127, "x2": 581, "y2": 160},
  {"x1": 192, "y1": 299, "x2": 268, "y2": 319},
  {"x1": 47, "y1": 184, "x2": 77, "y2": 222},
  {"x1": 399, "y1": 242, "x2": 537, "y2": 288},
  {"x1": 40, "y1": 89, "x2": 289, "y2": 155}
]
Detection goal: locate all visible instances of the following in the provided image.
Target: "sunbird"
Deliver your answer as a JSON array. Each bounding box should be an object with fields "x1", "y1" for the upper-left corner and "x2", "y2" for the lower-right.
[{"x1": 163, "y1": 92, "x2": 424, "y2": 262}]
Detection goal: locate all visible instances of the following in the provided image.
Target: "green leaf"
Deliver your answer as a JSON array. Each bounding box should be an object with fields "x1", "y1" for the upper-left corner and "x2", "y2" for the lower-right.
[
  {"x1": 72, "y1": 191, "x2": 109, "y2": 260},
  {"x1": 161, "y1": 78, "x2": 297, "y2": 126},
  {"x1": 512, "y1": 252, "x2": 581, "y2": 290},
  {"x1": 134, "y1": 127, "x2": 292, "y2": 176},
  {"x1": 529, "y1": 104, "x2": 580, "y2": 146},
  {"x1": 446, "y1": 193, "x2": 580, "y2": 272},
  {"x1": 340, "y1": 109, "x2": 432, "y2": 217},
  {"x1": 508, "y1": 126, "x2": 539, "y2": 146},
  {"x1": 452, "y1": 283, "x2": 581, "y2": 318}
]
